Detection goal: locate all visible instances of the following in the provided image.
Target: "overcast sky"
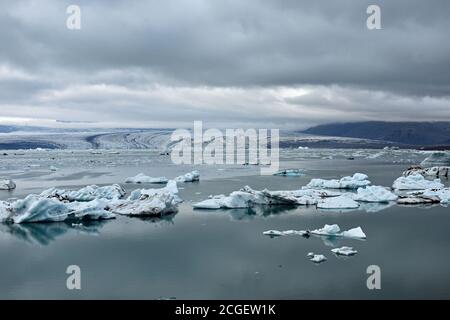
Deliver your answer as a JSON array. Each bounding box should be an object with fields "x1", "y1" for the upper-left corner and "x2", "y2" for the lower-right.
[{"x1": 1, "y1": 0, "x2": 449, "y2": 129}]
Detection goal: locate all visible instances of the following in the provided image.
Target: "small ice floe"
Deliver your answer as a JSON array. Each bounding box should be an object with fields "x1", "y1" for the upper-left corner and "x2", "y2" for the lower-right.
[
  {"x1": 40, "y1": 184, "x2": 126, "y2": 202},
  {"x1": 125, "y1": 173, "x2": 169, "y2": 184},
  {"x1": 308, "y1": 253, "x2": 327, "y2": 263},
  {"x1": 49, "y1": 166, "x2": 58, "y2": 172},
  {"x1": 273, "y1": 169, "x2": 304, "y2": 177},
  {"x1": 392, "y1": 174, "x2": 444, "y2": 190},
  {"x1": 0, "y1": 179, "x2": 16, "y2": 190},
  {"x1": 310, "y1": 224, "x2": 366, "y2": 239},
  {"x1": 397, "y1": 188, "x2": 450, "y2": 205},
  {"x1": 263, "y1": 229, "x2": 309, "y2": 237},
  {"x1": 403, "y1": 166, "x2": 449, "y2": 178},
  {"x1": 305, "y1": 173, "x2": 371, "y2": 189},
  {"x1": 420, "y1": 152, "x2": 450, "y2": 167},
  {"x1": 331, "y1": 246, "x2": 358, "y2": 256},
  {"x1": 175, "y1": 170, "x2": 200, "y2": 183},
  {"x1": 298, "y1": 146, "x2": 309, "y2": 150},
  {"x1": 317, "y1": 195, "x2": 359, "y2": 209},
  {"x1": 354, "y1": 186, "x2": 398, "y2": 203}
]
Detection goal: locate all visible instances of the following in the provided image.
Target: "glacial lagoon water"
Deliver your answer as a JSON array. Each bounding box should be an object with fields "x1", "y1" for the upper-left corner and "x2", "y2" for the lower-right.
[{"x1": 0, "y1": 149, "x2": 449, "y2": 299}]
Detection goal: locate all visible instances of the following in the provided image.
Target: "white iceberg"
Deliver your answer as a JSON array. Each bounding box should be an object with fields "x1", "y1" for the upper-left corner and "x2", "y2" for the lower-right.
[
  {"x1": 305, "y1": 173, "x2": 370, "y2": 189},
  {"x1": 0, "y1": 179, "x2": 16, "y2": 190},
  {"x1": 331, "y1": 246, "x2": 358, "y2": 256},
  {"x1": 175, "y1": 170, "x2": 200, "y2": 183},
  {"x1": 354, "y1": 186, "x2": 398, "y2": 203},
  {"x1": 308, "y1": 254, "x2": 327, "y2": 263},
  {"x1": 125, "y1": 173, "x2": 168, "y2": 184},
  {"x1": 392, "y1": 174, "x2": 444, "y2": 190},
  {"x1": 111, "y1": 180, "x2": 181, "y2": 216},
  {"x1": 317, "y1": 195, "x2": 360, "y2": 209},
  {"x1": 310, "y1": 224, "x2": 366, "y2": 239},
  {"x1": 40, "y1": 184, "x2": 126, "y2": 202}
]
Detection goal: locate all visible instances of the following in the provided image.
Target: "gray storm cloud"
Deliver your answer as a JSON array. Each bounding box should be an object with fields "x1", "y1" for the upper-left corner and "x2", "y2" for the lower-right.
[{"x1": 0, "y1": 0, "x2": 449, "y2": 128}]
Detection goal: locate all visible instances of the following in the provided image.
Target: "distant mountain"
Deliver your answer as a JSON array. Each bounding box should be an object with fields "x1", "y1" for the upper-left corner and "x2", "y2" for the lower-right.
[{"x1": 302, "y1": 121, "x2": 450, "y2": 146}]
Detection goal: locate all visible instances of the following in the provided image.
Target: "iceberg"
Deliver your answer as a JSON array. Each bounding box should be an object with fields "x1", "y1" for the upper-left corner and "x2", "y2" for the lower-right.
[
  {"x1": 111, "y1": 180, "x2": 181, "y2": 216},
  {"x1": 308, "y1": 253, "x2": 327, "y2": 263},
  {"x1": 331, "y1": 246, "x2": 358, "y2": 256},
  {"x1": 273, "y1": 169, "x2": 304, "y2": 177},
  {"x1": 0, "y1": 179, "x2": 16, "y2": 190},
  {"x1": 354, "y1": 186, "x2": 398, "y2": 203},
  {"x1": 125, "y1": 173, "x2": 168, "y2": 184},
  {"x1": 193, "y1": 186, "x2": 340, "y2": 209},
  {"x1": 397, "y1": 188, "x2": 450, "y2": 205},
  {"x1": 310, "y1": 224, "x2": 366, "y2": 239},
  {"x1": 263, "y1": 229, "x2": 309, "y2": 237},
  {"x1": 175, "y1": 170, "x2": 200, "y2": 183},
  {"x1": 8, "y1": 196, "x2": 116, "y2": 224},
  {"x1": 420, "y1": 152, "x2": 450, "y2": 167},
  {"x1": 403, "y1": 166, "x2": 449, "y2": 178},
  {"x1": 392, "y1": 174, "x2": 444, "y2": 190},
  {"x1": 40, "y1": 184, "x2": 126, "y2": 202},
  {"x1": 305, "y1": 173, "x2": 371, "y2": 189},
  {"x1": 317, "y1": 195, "x2": 360, "y2": 209}
]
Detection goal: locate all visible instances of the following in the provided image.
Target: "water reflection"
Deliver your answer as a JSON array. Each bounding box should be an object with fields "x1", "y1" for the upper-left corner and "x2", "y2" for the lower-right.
[{"x1": 0, "y1": 220, "x2": 108, "y2": 245}]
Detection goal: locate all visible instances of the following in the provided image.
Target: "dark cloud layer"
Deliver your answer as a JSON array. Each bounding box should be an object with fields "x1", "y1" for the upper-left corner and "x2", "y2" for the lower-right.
[{"x1": 0, "y1": 0, "x2": 449, "y2": 128}]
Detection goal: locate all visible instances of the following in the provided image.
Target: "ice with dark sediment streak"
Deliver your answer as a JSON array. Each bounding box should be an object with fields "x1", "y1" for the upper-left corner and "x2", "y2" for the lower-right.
[
  {"x1": 0, "y1": 179, "x2": 16, "y2": 190},
  {"x1": 397, "y1": 188, "x2": 450, "y2": 205},
  {"x1": 193, "y1": 186, "x2": 339, "y2": 209},
  {"x1": 420, "y1": 152, "x2": 450, "y2": 167},
  {"x1": 403, "y1": 166, "x2": 449, "y2": 178}
]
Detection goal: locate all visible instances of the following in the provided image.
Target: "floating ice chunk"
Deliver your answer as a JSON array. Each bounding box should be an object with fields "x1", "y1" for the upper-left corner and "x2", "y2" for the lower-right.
[
  {"x1": 11, "y1": 195, "x2": 69, "y2": 223},
  {"x1": 66, "y1": 199, "x2": 116, "y2": 220},
  {"x1": 309, "y1": 254, "x2": 327, "y2": 263},
  {"x1": 50, "y1": 166, "x2": 58, "y2": 171},
  {"x1": 354, "y1": 186, "x2": 398, "y2": 203},
  {"x1": 392, "y1": 174, "x2": 444, "y2": 190},
  {"x1": 317, "y1": 195, "x2": 359, "y2": 209},
  {"x1": 263, "y1": 229, "x2": 309, "y2": 237},
  {"x1": 41, "y1": 184, "x2": 126, "y2": 202},
  {"x1": 398, "y1": 188, "x2": 450, "y2": 204},
  {"x1": 263, "y1": 230, "x2": 284, "y2": 237},
  {"x1": 403, "y1": 166, "x2": 449, "y2": 178},
  {"x1": 175, "y1": 170, "x2": 200, "y2": 183},
  {"x1": 305, "y1": 173, "x2": 371, "y2": 189},
  {"x1": 298, "y1": 146, "x2": 309, "y2": 150},
  {"x1": 273, "y1": 169, "x2": 304, "y2": 177},
  {"x1": 310, "y1": 224, "x2": 366, "y2": 239},
  {"x1": 341, "y1": 227, "x2": 366, "y2": 239},
  {"x1": 332, "y1": 246, "x2": 358, "y2": 256},
  {"x1": 111, "y1": 180, "x2": 181, "y2": 216},
  {"x1": 420, "y1": 152, "x2": 450, "y2": 167},
  {"x1": 125, "y1": 173, "x2": 168, "y2": 184},
  {"x1": 0, "y1": 179, "x2": 16, "y2": 190},
  {"x1": 193, "y1": 185, "x2": 341, "y2": 209}
]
